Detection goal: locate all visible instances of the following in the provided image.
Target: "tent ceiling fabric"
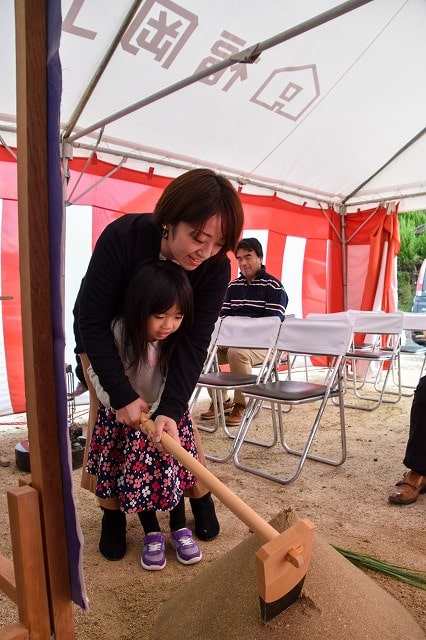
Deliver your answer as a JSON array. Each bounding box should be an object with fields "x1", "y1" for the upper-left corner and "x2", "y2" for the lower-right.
[{"x1": 2, "y1": 0, "x2": 426, "y2": 211}]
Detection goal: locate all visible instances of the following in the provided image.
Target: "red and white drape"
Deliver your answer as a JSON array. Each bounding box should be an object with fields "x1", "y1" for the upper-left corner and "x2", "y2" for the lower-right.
[{"x1": 0, "y1": 152, "x2": 399, "y2": 415}]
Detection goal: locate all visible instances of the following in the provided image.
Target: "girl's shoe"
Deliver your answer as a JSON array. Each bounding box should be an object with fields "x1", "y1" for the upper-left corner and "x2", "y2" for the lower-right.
[
  {"x1": 170, "y1": 528, "x2": 202, "y2": 565},
  {"x1": 141, "y1": 532, "x2": 166, "y2": 571},
  {"x1": 99, "y1": 508, "x2": 127, "y2": 560}
]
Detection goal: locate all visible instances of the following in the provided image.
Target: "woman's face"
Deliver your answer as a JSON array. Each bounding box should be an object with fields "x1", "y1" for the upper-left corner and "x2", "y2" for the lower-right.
[
  {"x1": 161, "y1": 214, "x2": 225, "y2": 271},
  {"x1": 147, "y1": 304, "x2": 184, "y2": 342}
]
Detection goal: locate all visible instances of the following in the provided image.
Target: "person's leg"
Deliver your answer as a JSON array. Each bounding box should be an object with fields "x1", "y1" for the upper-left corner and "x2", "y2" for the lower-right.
[
  {"x1": 403, "y1": 374, "x2": 426, "y2": 474},
  {"x1": 79, "y1": 353, "x2": 126, "y2": 557},
  {"x1": 169, "y1": 497, "x2": 202, "y2": 565},
  {"x1": 185, "y1": 424, "x2": 220, "y2": 540},
  {"x1": 388, "y1": 375, "x2": 426, "y2": 504},
  {"x1": 79, "y1": 353, "x2": 102, "y2": 494},
  {"x1": 138, "y1": 511, "x2": 166, "y2": 571},
  {"x1": 225, "y1": 348, "x2": 267, "y2": 425},
  {"x1": 169, "y1": 495, "x2": 187, "y2": 531},
  {"x1": 138, "y1": 510, "x2": 161, "y2": 534}
]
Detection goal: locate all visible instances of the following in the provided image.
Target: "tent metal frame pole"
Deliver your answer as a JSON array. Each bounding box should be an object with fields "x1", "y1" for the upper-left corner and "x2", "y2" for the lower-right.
[
  {"x1": 66, "y1": 139, "x2": 425, "y2": 210},
  {"x1": 62, "y1": 0, "x2": 143, "y2": 138},
  {"x1": 345, "y1": 203, "x2": 382, "y2": 244},
  {"x1": 340, "y1": 205, "x2": 348, "y2": 310},
  {"x1": 347, "y1": 190, "x2": 426, "y2": 208},
  {"x1": 66, "y1": 0, "x2": 375, "y2": 144},
  {"x1": 343, "y1": 126, "x2": 426, "y2": 205},
  {"x1": 69, "y1": 140, "x2": 336, "y2": 206},
  {"x1": 0, "y1": 134, "x2": 17, "y2": 160}
]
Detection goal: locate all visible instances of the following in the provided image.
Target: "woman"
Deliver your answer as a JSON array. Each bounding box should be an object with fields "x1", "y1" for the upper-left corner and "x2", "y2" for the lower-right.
[{"x1": 74, "y1": 168, "x2": 244, "y2": 560}]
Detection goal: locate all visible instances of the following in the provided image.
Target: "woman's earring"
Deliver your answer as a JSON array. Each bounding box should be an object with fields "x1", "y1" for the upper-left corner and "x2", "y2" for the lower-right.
[{"x1": 162, "y1": 225, "x2": 169, "y2": 239}]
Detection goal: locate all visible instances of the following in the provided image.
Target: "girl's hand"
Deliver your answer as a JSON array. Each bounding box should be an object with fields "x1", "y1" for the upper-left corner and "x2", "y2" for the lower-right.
[
  {"x1": 140, "y1": 414, "x2": 180, "y2": 452},
  {"x1": 115, "y1": 398, "x2": 150, "y2": 429}
]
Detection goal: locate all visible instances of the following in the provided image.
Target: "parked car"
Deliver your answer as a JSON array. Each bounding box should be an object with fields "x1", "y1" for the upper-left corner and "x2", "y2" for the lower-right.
[{"x1": 411, "y1": 258, "x2": 426, "y2": 345}]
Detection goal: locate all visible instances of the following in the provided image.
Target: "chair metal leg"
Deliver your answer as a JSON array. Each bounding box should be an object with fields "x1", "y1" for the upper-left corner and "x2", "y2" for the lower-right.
[
  {"x1": 233, "y1": 380, "x2": 347, "y2": 485},
  {"x1": 196, "y1": 389, "x2": 226, "y2": 434},
  {"x1": 341, "y1": 356, "x2": 401, "y2": 411},
  {"x1": 205, "y1": 397, "x2": 278, "y2": 463},
  {"x1": 391, "y1": 351, "x2": 426, "y2": 397}
]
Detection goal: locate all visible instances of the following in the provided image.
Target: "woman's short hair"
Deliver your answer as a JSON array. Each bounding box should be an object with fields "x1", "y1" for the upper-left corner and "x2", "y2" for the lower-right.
[{"x1": 153, "y1": 168, "x2": 244, "y2": 255}]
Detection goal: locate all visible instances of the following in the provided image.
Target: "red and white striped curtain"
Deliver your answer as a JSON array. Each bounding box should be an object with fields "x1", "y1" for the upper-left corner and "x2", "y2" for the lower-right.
[{"x1": 0, "y1": 152, "x2": 398, "y2": 415}]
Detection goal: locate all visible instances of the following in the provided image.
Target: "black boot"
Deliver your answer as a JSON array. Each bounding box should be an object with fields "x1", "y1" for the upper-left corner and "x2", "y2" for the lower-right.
[
  {"x1": 190, "y1": 492, "x2": 220, "y2": 541},
  {"x1": 99, "y1": 507, "x2": 127, "y2": 560}
]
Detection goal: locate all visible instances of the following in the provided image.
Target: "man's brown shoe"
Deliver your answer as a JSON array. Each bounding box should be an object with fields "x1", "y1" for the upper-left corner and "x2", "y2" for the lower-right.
[
  {"x1": 388, "y1": 471, "x2": 426, "y2": 505},
  {"x1": 225, "y1": 403, "x2": 245, "y2": 426},
  {"x1": 200, "y1": 399, "x2": 233, "y2": 420}
]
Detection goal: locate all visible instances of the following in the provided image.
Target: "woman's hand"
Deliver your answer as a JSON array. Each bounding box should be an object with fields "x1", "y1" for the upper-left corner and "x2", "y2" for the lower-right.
[
  {"x1": 140, "y1": 413, "x2": 180, "y2": 453},
  {"x1": 115, "y1": 398, "x2": 150, "y2": 429}
]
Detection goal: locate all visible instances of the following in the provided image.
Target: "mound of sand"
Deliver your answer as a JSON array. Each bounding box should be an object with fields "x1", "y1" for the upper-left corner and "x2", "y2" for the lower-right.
[{"x1": 155, "y1": 510, "x2": 425, "y2": 640}]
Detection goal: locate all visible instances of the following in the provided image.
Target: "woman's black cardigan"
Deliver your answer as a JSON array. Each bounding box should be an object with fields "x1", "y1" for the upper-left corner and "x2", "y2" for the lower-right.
[{"x1": 74, "y1": 214, "x2": 230, "y2": 423}]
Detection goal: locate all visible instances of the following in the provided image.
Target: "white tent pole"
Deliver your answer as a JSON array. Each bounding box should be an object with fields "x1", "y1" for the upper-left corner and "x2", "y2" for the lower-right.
[
  {"x1": 67, "y1": 0, "x2": 375, "y2": 144},
  {"x1": 62, "y1": 0, "x2": 143, "y2": 138},
  {"x1": 345, "y1": 203, "x2": 382, "y2": 243},
  {"x1": 67, "y1": 138, "x2": 426, "y2": 209},
  {"x1": 348, "y1": 190, "x2": 426, "y2": 208},
  {"x1": 343, "y1": 126, "x2": 426, "y2": 204},
  {"x1": 0, "y1": 134, "x2": 17, "y2": 160},
  {"x1": 340, "y1": 205, "x2": 348, "y2": 310}
]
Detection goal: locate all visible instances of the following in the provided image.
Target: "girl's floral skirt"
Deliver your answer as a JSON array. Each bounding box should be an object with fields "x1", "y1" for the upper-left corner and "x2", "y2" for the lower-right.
[{"x1": 86, "y1": 405, "x2": 197, "y2": 513}]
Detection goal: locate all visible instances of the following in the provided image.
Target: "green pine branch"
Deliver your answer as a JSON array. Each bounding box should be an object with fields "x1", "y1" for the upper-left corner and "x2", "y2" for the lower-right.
[{"x1": 333, "y1": 545, "x2": 426, "y2": 590}]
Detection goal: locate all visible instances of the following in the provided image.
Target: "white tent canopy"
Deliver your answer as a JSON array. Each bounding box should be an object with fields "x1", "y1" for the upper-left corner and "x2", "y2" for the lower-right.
[
  {"x1": 2, "y1": 0, "x2": 426, "y2": 212},
  {"x1": 1, "y1": 3, "x2": 424, "y2": 627}
]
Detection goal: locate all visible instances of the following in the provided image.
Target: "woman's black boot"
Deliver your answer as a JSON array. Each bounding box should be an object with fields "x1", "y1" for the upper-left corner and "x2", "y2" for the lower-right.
[
  {"x1": 99, "y1": 507, "x2": 127, "y2": 560},
  {"x1": 189, "y1": 492, "x2": 220, "y2": 540}
]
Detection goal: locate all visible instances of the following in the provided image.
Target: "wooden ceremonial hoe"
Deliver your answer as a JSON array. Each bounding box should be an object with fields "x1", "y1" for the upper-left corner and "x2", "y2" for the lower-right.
[{"x1": 142, "y1": 416, "x2": 316, "y2": 623}]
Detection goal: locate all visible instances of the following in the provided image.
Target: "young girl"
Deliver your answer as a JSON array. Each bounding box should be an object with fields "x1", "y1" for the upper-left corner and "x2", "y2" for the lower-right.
[{"x1": 86, "y1": 260, "x2": 202, "y2": 570}]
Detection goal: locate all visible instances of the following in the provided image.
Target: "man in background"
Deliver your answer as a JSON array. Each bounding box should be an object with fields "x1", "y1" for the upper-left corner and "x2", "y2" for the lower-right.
[{"x1": 200, "y1": 237, "x2": 288, "y2": 426}]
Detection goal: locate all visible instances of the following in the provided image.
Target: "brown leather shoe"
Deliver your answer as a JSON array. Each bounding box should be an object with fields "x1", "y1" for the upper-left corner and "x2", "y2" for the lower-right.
[
  {"x1": 200, "y1": 399, "x2": 233, "y2": 420},
  {"x1": 225, "y1": 403, "x2": 245, "y2": 426},
  {"x1": 388, "y1": 471, "x2": 426, "y2": 505}
]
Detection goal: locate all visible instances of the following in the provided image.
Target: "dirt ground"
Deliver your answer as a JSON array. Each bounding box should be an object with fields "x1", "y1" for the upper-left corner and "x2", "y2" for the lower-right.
[{"x1": 0, "y1": 352, "x2": 425, "y2": 639}]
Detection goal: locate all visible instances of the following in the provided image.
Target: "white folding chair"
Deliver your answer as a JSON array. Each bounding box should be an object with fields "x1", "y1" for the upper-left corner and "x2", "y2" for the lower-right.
[
  {"x1": 232, "y1": 316, "x2": 353, "y2": 484},
  {"x1": 342, "y1": 310, "x2": 404, "y2": 411},
  {"x1": 194, "y1": 315, "x2": 282, "y2": 462},
  {"x1": 188, "y1": 317, "x2": 223, "y2": 414},
  {"x1": 303, "y1": 312, "x2": 352, "y2": 380}
]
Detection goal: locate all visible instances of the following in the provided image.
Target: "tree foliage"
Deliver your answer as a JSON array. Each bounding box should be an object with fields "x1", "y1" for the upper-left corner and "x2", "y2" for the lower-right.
[{"x1": 398, "y1": 210, "x2": 426, "y2": 310}]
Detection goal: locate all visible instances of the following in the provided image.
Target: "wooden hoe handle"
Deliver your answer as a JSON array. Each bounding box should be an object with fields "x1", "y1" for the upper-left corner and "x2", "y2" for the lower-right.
[{"x1": 142, "y1": 416, "x2": 278, "y2": 544}]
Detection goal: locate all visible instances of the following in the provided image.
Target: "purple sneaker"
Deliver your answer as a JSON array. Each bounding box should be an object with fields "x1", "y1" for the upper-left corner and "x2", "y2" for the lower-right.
[
  {"x1": 141, "y1": 532, "x2": 166, "y2": 571},
  {"x1": 170, "y1": 528, "x2": 202, "y2": 565}
]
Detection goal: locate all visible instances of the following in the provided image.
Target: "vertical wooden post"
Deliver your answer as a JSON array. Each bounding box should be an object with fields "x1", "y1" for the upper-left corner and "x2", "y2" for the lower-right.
[{"x1": 14, "y1": 1, "x2": 75, "y2": 638}]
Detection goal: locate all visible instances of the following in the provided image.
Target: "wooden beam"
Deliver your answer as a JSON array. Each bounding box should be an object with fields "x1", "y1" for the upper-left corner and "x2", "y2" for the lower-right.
[
  {"x1": 7, "y1": 486, "x2": 50, "y2": 637},
  {"x1": 0, "y1": 555, "x2": 17, "y2": 605},
  {"x1": 0, "y1": 623, "x2": 29, "y2": 640},
  {"x1": 14, "y1": 1, "x2": 75, "y2": 638}
]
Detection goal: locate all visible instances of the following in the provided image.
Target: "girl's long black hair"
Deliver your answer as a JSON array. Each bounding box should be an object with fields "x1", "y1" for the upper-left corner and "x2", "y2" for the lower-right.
[{"x1": 114, "y1": 260, "x2": 193, "y2": 374}]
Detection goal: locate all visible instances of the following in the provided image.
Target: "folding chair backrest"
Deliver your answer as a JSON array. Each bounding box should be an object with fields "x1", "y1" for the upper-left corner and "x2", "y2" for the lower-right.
[
  {"x1": 216, "y1": 315, "x2": 282, "y2": 350},
  {"x1": 276, "y1": 317, "x2": 353, "y2": 357},
  {"x1": 210, "y1": 317, "x2": 223, "y2": 344},
  {"x1": 402, "y1": 312, "x2": 426, "y2": 331},
  {"x1": 347, "y1": 310, "x2": 404, "y2": 335},
  {"x1": 306, "y1": 311, "x2": 351, "y2": 323}
]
